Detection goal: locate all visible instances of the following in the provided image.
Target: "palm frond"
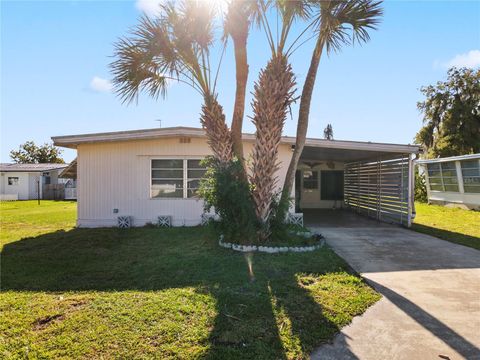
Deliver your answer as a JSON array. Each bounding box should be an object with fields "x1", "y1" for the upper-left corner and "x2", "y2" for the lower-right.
[{"x1": 314, "y1": 0, "x2": 383, "y2": 53}]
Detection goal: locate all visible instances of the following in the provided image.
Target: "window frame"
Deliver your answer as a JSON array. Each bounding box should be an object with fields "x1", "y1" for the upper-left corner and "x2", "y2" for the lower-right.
[
  {"x1": 150, "y1": 157, "x2": 206, "y2": 199},
  {"x1": 427, "y1": 161, "x2": 459, "y2": 193},
  {"x1": 460, "y1": 159, "x2": 480, "y2": 194},
  {"x1": 302, "y1": 170, "x2": 319, "y2": 190},
  {"x1": 7, "y1": 177, "x2": 19, "y2": 186}
]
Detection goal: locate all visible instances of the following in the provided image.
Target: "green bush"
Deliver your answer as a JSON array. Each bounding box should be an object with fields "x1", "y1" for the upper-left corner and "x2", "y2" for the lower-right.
[
  {"x1": 415, "y1": 167, "x2": 428, "y2": 203},
  {"x1": 199, "y1": 157, "x2": 258, "y2": 244}
]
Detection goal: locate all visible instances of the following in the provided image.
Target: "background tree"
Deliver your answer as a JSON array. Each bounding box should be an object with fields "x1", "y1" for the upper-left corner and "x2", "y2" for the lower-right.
[
  {"x1": 323, "y1": 123, "x2": 333, "y2": 140},
  {"x1": 415, "y1": 67, "x2": 480, "y2": 158},
  {"x1": 281, "y1": 0, "x2": 383, "y2": 207},
  {"x1": 10, "y1": 141, "x2": 64, "y2": 164}
]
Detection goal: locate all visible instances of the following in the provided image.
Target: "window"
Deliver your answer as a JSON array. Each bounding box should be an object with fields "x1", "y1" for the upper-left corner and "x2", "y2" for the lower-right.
[
  {"x1": 427, "y1": 162, "x2": 458, "y2": 192},
  {"x1": 461, "y1": 160, "x2": 480, "y2": 193},
  {"x1": 151, "y1": 159, "x2": 184, "y2": 198},
  {"x1": 8, "y1": 177, "x2": 19, "y2": 186},
  {"x1": 187, "y1": 159, "x2": 207, "y2": 198},
  {"x1": 303, "y1": 170, "x2": 318, "y2": 190},
  {"x1": 151, "y1": 159, "x2": 206, "y2": 198},
  {"x1": 321, "y1": 171, "x2": 344, "y2": 200}
]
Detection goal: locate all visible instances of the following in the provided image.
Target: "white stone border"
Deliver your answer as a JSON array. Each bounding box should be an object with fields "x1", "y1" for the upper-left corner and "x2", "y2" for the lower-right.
[{"x1": 218, "y1": 235, "x2": 325, "y2": 253}]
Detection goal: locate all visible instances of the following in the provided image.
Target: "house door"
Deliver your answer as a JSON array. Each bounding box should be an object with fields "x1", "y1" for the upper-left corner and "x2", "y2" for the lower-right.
[{"x1": 320, "y1": 171, "x2": 344, "y2": 201}]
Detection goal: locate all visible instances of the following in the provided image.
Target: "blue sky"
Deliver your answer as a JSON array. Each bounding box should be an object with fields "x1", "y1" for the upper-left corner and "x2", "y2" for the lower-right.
[{"x1": 1, "y1": 0, "x2": 479, "y2": 163}]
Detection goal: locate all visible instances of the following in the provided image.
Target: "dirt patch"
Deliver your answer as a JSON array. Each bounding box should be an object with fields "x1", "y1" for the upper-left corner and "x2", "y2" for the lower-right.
[{"x1": 33, "y1": 314, "x2": 64, "y2": 330}]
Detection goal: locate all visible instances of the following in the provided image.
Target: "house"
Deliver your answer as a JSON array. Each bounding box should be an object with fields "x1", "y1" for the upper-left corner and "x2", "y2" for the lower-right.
[
  {"x1": 0, "y1": 163, "x2": 69, "y2": 200},
  {"x1": 416, "y1": 153, "x2": 480, "y2": 210},
  {"x1": 52, "y1": 127, "x2": 421, "y2": 228}
]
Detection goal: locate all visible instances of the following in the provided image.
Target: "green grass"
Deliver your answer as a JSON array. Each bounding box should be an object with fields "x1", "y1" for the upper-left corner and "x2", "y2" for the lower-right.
[
  {"x1": 0, "y1": 201, "x2": 380, "y2": 359},
  {"x1": 412, "y1": 202, "x2": 480, "y2": 250}
]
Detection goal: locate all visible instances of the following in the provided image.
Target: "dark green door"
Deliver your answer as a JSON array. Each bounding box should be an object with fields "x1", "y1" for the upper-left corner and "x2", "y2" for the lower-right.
[{"x1": 321, "y1": 171, "x2": 344, "y2": 200}]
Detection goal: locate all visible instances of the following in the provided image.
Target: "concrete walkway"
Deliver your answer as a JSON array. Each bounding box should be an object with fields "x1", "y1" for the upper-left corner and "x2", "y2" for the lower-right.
[{"x1": 309, "y1": 223, "x2": 480, "y2": 360}]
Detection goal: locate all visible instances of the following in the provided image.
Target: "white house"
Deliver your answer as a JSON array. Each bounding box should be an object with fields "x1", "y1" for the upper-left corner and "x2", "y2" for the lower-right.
[
  {"x1": 416, "y1": 153, "x2": 480, "y2": 210},
  {"x1": 0, "y1": 163, "x2": 69, "y2": 200},
  {"x1": 52, "y1": 127, "x2": 421, "y2": 228}
]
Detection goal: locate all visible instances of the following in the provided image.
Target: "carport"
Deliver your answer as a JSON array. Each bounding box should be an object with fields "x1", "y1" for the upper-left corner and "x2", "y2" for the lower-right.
[{"x1": 294, "y1": 138, "x2": 421, "y2": 227}]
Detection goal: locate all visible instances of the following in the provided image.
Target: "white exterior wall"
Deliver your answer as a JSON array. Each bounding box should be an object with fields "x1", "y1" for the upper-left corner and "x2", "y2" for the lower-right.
[
  {"x1": 0, "y1": 172, "x2": 30, "y2": 200},
  {"x1": 77, "y1": 137, "x2": 293, "y2": 227},
  {"x1": 297, "y1": 161, "x2": 345, "y2": 209}
]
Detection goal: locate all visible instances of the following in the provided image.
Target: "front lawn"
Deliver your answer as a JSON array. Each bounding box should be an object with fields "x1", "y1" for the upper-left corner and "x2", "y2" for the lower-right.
[
  {"x1": 0, "y1": 201, "x2": 379, "y2": 359},
  {"x1": 413, "y1": 202, "x2": 480, "y2": 250}
]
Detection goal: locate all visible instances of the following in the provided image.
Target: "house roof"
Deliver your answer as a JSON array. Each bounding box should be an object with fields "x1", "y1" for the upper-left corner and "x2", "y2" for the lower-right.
[
  {"x1": 59, "y1": 159, "x2": 77, "y2": 179},
  {"x1": 52, "y1": 126, "x2": 421, "y2": 155},
  {"x1": 0, "y1": 163, "x2": 69, "y2": 172},
  {"x1": 416, "y1": 153, "x2": 480, "y2": 164}
]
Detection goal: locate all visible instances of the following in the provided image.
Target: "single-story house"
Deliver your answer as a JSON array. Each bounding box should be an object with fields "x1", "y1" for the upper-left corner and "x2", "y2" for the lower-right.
[
  {"x1": 52, "y1": 127, "x2": 421, "y2": 228},
  {"x1": 416, "y1": 153, "x2": 480, "y2": 210},
  {"x1": 0, "y1": 163, "x2": 69, "y2": 200}
]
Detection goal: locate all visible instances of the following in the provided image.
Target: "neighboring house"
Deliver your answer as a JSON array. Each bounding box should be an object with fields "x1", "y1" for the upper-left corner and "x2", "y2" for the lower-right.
[
  {"x1": 416, "y1": 153, "x2": 480, "y2": 210},
  {"x1": 0, "y1": 163, "x2": 69, "y2": 200},
  {"x1": 58, "y1": 159, "x2": 77, "y2": 200},
  {"x1": 52, "y1": 127, "x2": 421, "y2": 228}
]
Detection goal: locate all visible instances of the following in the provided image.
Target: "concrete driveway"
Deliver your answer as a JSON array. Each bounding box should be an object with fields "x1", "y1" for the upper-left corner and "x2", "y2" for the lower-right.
[{"x1": 309, "y1": 220, "x2": 480, "y2": 360}]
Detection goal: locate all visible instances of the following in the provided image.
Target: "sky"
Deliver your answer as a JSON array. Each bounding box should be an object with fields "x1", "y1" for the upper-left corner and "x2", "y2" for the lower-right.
[{"x1": 1, "y1": 0, "x2": 479, "y2": 163}]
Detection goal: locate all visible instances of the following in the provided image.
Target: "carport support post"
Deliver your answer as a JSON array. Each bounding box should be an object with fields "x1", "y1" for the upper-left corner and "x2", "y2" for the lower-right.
[{"x1": 407, "y1": 154, "x2": 414, "y2": 227}]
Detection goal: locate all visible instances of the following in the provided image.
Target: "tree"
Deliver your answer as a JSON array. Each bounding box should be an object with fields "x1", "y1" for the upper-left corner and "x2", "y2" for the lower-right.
[
  {"x1": 10, "y1": 141, "x2": 64, "y2": 164},
  {"x1": 324, "y1": 123, "x2": 333, "y2": 140},
  {"x1": 281, "y1": 0, "x2": 383, "y2": 207},
  {"x1": 111, "y1": 1, "x2": 233, "y2": 163},
  {"x1": 415, "y1": 67, "x2": 480, "y2": 158}
]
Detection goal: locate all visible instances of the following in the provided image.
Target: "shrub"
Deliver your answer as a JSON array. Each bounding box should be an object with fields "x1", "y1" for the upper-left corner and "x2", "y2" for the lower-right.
[
  {"x1": 199, "y1": 157, "x2": 258, "y2": 244},
  {"x1": 415, "y1": 167, "x2": 428, "y2": 203}
]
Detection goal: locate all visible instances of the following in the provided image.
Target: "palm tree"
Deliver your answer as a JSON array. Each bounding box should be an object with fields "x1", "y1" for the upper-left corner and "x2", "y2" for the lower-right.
[
  {"x1": 110, "y1": 0, "x2": 233, "y2": 162},
  {"x1": 324, "y1": 123, "x2": 333, "y2": 140},
  {"x1": 281, "y1": 0, "x2": 383, "y2": 206},
  {"x1": 223, "y1": 0, "x2": 255, "y2": 168},
  {"x1": 249, "y1": 1, "x2": 308, "y2": 239}
]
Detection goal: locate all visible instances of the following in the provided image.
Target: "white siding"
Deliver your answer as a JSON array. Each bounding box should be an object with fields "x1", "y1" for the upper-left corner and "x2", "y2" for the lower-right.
[
  {"x1": 0, "y1": 172, "x2": 30, "y2": 200},
  {"x1": 77, "y1": 137, "x2": 293, "y2": 227},
  {"x1": 28, "y1": 173, "x2": 41, "y2": 199}
]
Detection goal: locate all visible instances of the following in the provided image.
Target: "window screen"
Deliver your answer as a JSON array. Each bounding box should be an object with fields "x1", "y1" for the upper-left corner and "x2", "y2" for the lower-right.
[
  {"x1": 187, "y1": 159, "x2": 207, "y2": 198},
  {"x1": 8, "y1": 177, "x2": 19, "y2": 186},
  {"x1": 303, "y1": 170, "x2": 318, "y2": 190},
  {"x1": 427, "y1": 162, "x2": 459, "y2": 192},
  {"x1": 151, "y1": 159, "x2": 184, "y2": 198},
  {"x1": 461, "y1": 160, "x2": 480, "y2": 193},
  {"x1": 321, "y1": 171, "x2": 344, "y2": 200}
]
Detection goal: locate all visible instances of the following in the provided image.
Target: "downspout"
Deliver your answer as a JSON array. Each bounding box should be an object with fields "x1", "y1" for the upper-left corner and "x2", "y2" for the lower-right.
[{"x1": 408, "y1": 153, "x2": 419, "y2": 227}]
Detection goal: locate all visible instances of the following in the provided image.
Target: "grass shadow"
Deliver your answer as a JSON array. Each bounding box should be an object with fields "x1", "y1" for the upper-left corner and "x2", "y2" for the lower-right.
[
  {"x1": 411, "y1": 223, "x2": 480, "y2": 250},
  {"x1": 1, "y1": 227, "x2": 375, "y2": 358}
]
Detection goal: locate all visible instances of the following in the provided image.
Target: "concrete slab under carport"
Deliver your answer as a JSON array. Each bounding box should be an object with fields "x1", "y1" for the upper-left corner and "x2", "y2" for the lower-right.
[
  {"x1": 307, "y1": 218, "x2": 480, "y2": 359},
  {"x1": 303, "y1": 209, "x2": 393, "y2": 228}
]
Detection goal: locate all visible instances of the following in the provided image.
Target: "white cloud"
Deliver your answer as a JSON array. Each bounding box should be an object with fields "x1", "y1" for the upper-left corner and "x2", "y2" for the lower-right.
[
  {"x1": 90, "y1": 76, "x2": 112, "y2": 93},
  {"x1": 435, "y1": 50, "x2": 480, "y2": 69},
  {"x1": 135, "y1": 0, "x2": 164, "y2": 17}
]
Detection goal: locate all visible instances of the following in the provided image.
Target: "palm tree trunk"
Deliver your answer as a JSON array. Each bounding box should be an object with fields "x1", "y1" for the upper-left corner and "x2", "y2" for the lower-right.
[
  {"x1": 281, "y1": 37, "x2": 324, "y2": 208},
  {"x1": 225, "y1": 1, "x2": 250, "y2": 174},
  {"x1": 201, "y1": 94, "x2": 233, "y2": 163},
  {"x1": 230, "y1": 28, "x2": 249, "y2": 167},
  {"x1": 251, "y1": 55, "x2": 296, "y2": 241}
]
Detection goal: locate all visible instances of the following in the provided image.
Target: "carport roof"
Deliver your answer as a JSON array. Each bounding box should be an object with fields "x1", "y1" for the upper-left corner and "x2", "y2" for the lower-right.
[{"x1": 52, "y1": 126, "x2": 421, "y2": 159}]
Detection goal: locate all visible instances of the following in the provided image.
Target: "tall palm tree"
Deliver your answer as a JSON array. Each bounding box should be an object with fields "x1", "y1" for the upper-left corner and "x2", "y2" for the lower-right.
[
  {"x1": 281, "y1": 0, "x2": 383, "y2": 206},
  {"x1": 223, "y1": 0, "x2": 254, "y2": 168},
  {"x1": 110, "y1": 0, "x2": 233, "y2": 162},
  {"x1": 249, "y1": 1, "x2": 308, "y2": 239}
]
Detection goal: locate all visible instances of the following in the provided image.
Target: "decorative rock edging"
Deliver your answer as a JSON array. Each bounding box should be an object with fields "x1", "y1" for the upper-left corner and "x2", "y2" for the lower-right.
[{"x1": 219, "y1": 234, "x2": 325, "y2": 253}]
